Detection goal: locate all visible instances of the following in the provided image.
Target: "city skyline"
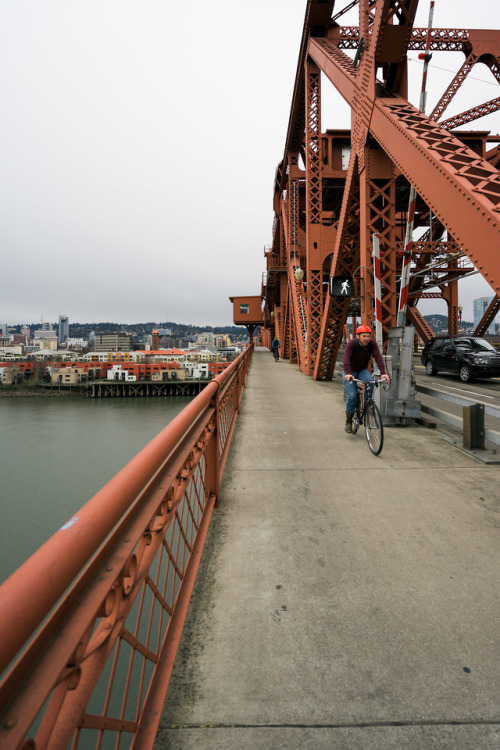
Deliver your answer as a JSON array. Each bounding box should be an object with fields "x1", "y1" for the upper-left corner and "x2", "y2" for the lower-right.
[{"x1": 1, "y1": 1, "x2": 499, "y2": 326}]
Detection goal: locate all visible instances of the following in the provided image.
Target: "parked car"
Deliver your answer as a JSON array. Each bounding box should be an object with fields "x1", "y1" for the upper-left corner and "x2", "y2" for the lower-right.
[{"x1": 421, "y1": 336, "x2": 500, "y2": 382}]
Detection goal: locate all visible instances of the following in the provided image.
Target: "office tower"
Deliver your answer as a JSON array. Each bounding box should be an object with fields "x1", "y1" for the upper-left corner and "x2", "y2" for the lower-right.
[
  {"x1": 58, "y1": 315, "x2": 69, "y2": 344},
  {"x1": 473, "y1": 297, "x2": 495, "y2": 335}
]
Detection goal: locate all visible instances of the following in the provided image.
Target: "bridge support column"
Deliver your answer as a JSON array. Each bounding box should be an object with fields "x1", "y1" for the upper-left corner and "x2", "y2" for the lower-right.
[
  {"x1": 384, "y1": 326, "x2": 421, "y2": 425},
  {"x1": 359, "y1": 150, "x2": 398, "y2": 337}
]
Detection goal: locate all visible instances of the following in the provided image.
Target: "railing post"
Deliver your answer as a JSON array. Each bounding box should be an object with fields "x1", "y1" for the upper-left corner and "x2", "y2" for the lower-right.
[
  {"x1": 207, "y1": 385, "x2": 221, "y2": 507},
  {"x1": 234, "y1": 362, "x2": 241, "y2": 413},
  {"x1": 463, "y1": 404, "x2": 485, "y2": 450}
]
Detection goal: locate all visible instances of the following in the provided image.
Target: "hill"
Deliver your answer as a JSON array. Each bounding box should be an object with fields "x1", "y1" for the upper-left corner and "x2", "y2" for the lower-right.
[
  {"x1": 423, "y1": 314, "x2": 474, "y2": 333},
  {"x1": 7, "y1": 315, "x2": 478, "y2": 339}
]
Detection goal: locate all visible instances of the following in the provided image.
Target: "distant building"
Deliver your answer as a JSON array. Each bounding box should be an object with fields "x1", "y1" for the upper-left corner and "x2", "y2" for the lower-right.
[
  {"x1": 0, "y1": 366, "x2": 24, "y2": 385},
  {"x1": 66, "y1": 337, "x2": 88, "y2": 350},
  {"x1": 34, "y1": 323, "x2": 58, "y2": 349},
  {"x1": 0, "y1": 346, "x2": 25, "y2": 356},
  {"x1": 58, "y1": 315, "x2": 69, "y2": 344},
  {"x1": 93, "y1": 333, "x2": 133, "y2": 352},
  {"x1": 216, "y1": 334, "x2": 231, "y2": 348},
  {"x1": 50, "y1": 367, "x2": 84, "y2": 385},
  {"x1": 20, "y1": 326, "x2": 31, "y2": 343},
  {"x1": 473, "y1": 297, "x2": 496, "y2": 335},
  {"x1": 195, "y1": 332, "x2": 217, "y2": 347},
  {"x1": 107, "y1": 364, "x2": 137, "y2": 382}
]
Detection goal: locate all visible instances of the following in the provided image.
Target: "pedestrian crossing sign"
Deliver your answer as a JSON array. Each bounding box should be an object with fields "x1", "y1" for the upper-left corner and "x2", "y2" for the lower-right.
[{"x1": 329, "y1": 275, "x2": 353, "y2": 297}]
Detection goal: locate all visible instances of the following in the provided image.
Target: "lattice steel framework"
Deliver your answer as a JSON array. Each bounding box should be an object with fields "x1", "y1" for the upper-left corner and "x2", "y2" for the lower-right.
[
  {"x1": 260, "y1": 0, "x2": 500, "y2": 380},
  {"x1": 305, "y1": 60, "x2": 324, "y2": 374}
]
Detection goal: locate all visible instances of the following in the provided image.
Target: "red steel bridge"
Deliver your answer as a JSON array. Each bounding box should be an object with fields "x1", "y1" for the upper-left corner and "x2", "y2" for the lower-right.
[
  {"x1": 260, "y1": 0, "x2": 500, "y2": 379},
  {"x1": 2, "y1": 1, "x2": 500, "y2": 748}
]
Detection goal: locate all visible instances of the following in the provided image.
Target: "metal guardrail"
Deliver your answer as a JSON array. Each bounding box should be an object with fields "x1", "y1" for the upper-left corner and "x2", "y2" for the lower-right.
[
  {"x1": 0, "y1": 344, "x2": 254, "y2": 750},
  {"x1": 417, "y1": 383, "x2": 500, "y2": 447}
]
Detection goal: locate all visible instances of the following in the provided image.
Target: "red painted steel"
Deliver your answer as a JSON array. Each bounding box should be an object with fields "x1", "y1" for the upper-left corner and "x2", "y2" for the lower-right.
[
  {"x1": 261, "y1": 0, "x2": 500, "y2": 379},
  {"x1": 0, "y1": 345, "x2": 253, "y2": 750},
  {"x1": 372, "y1": 234, "x2": 383, "y2": 347},
  {"x1": 398, "y1": 0, "x2": 435, "y2": 326}
]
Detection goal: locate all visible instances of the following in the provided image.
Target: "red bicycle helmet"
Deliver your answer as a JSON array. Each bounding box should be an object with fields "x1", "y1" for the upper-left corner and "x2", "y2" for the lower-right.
[{"x1": 356, "y1": 325, "x2": 372, "y2": 335}]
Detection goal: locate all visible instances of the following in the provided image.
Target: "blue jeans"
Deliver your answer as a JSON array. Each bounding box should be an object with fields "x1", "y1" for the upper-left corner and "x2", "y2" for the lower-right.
[{"x1": 343, "y1": 369, "x2": 373, "y2": 415}]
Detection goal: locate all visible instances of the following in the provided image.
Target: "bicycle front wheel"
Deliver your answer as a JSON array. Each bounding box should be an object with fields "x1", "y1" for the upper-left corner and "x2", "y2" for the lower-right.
[{"x1": 365, "y1": 402, "x2": 384, "y2": 455}]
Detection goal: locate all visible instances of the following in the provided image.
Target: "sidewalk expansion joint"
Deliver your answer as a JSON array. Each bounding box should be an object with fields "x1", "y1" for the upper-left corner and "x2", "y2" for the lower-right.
[{"x1": 167, "y1": 719, "x2": 500, "y2": 730}]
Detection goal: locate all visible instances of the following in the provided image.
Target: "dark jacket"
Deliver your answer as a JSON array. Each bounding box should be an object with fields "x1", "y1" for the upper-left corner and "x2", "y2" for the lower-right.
[{"x1": 342, "y1": 338, "x2": 386, "y2": 376}]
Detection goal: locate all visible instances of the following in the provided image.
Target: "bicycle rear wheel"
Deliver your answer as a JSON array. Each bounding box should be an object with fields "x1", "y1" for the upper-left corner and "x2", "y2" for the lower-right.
[{"x1": 365, "y1": 402, "x2": 383, "y2": 455}]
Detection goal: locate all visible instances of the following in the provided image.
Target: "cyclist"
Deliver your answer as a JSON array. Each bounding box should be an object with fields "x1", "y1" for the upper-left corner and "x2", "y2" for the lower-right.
[
  {"x1": 271, "y1": 337, "x2": 280, "y2": 361},
  {"x1": 343, "y1": 325, "x2": 390, "y2": 433}
]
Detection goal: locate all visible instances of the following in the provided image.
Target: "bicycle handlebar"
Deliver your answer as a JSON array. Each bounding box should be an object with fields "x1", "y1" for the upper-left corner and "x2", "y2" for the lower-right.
[{"x1": 351, "y1": 377, "x2": 391, "y2": 390}]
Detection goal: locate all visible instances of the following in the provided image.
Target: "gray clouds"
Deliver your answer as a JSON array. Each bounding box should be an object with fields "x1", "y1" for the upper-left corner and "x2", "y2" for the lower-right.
[{"x1": 1, "y1": 1, "x2": 499, "y2": 325}]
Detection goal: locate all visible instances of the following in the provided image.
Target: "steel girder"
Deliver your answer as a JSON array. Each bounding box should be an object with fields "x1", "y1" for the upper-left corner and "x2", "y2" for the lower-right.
[{"x1": 261, "y1": 0, "x2": 500, "y2": 380}]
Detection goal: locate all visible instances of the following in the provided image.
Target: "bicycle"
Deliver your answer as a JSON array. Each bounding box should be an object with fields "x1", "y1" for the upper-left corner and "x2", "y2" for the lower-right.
[
  {"x1": 272, "y1": 348, "x2": 279, "y2": 362},
  {"x1": 349, "y1": 378, "x2": 389, "y2": 456}
]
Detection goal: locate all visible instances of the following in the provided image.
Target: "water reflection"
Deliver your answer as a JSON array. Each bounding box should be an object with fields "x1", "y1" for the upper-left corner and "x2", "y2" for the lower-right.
[{"x1": 0, "y1": 396, "x2": 191, "y2": 583}]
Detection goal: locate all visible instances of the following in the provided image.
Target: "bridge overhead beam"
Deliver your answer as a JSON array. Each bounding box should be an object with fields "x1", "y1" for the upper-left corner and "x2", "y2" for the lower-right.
[
  {"x1": 309, "y1": 31, "x2": 500, "y2": 299},
  {"x1": 371, "y1": 98, "x2": 500, "y2": 296}
]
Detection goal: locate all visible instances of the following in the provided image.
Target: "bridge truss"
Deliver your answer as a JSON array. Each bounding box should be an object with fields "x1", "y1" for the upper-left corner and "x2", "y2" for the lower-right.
[{"x1": 261, "y1": 0, "x2": 500, "y2": 380}]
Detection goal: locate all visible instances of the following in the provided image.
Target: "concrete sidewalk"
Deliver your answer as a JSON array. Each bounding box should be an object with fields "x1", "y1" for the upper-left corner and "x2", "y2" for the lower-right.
[{"x1": 155, "y1": 348, "x2": 500, "y2": 749}]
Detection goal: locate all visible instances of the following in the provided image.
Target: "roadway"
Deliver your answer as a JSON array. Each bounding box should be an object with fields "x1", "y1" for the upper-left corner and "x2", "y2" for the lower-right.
[
  {"x1": 413, "y1": 357, "x2": 500, "y2": 453},
  {"x1": 154, "y1": 348, "x2": 500, "y2": 749}
]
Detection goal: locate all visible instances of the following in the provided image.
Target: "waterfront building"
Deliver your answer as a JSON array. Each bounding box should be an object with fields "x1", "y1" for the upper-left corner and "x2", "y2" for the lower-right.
[
  {"x1": 50, "y1": 362, "x2": 103, "y2": 378},
  {"x1": 0, "y1": 361, "x2": 35, "y2": 380},
  {"x1": 107, "y1": 365, "x2": 137, "y2": 382},
  {"x1": 50, "y1": 367, "x2": 88, "y2": 386},
  {"x1": 106, "y1": 363, "x2": 187, "y2": 381},
  {"x1": 0, "y1": 366, "x2": 24, "y2": 384}
]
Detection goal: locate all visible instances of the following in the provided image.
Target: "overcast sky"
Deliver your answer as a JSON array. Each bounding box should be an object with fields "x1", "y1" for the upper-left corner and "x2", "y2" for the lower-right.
[{"x1": 1, "y1": 1, "x2": 499, "y2": 327}]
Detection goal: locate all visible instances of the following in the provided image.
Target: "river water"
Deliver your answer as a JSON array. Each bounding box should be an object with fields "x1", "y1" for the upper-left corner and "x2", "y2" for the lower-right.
[{"x1": 0, "y1": 395, "x2": 192, "y2": 584}]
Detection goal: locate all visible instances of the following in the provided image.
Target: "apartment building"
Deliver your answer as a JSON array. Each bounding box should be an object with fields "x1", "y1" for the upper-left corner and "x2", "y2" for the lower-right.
[{"x1": 93, "y1": 333, "x2": 133, "y2": 352}]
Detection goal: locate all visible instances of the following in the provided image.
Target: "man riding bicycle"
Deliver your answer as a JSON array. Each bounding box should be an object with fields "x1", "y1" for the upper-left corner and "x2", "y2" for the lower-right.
[
  {"x1": 271, "y1": 337, "x2": 280, "y2": 361},
  {"x1": 343, "y1": 325, "x2": 390, "y2": 433}
]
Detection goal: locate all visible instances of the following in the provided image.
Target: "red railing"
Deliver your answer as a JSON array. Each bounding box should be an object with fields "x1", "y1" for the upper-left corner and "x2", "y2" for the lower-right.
[{"x1": 0, "y1": 344, "x2": 253, "y2": 750}]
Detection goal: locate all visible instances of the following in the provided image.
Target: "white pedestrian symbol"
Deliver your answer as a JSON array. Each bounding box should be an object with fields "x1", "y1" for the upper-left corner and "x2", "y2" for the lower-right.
[{"x1": 341, "y1": 279, "x2": 350, "y2": 295}]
